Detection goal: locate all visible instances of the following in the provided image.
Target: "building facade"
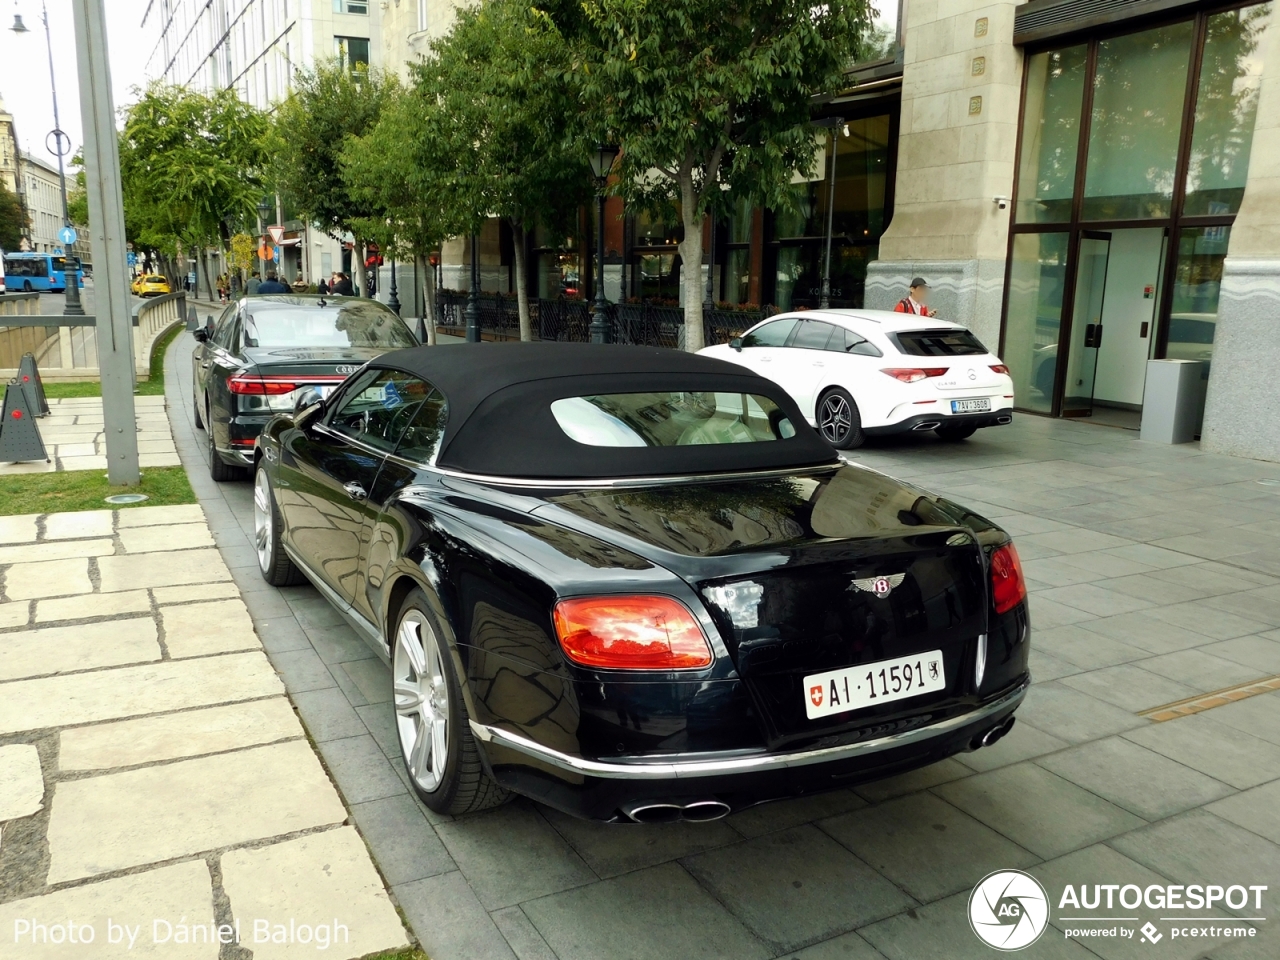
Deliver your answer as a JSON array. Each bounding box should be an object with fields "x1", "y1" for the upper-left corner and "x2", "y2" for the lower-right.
[
  {"x1": 19, "y1": 151, "x2": 63, "y2": 254},
  {"x1": 0, "y1": 96, "x2": 19, "y2": 198},
  {"x1": 379, "y1": 0, "x2": 466, "y2": 80},
  {"x1": 142, "y1": 0, "x2": 383, "y2": 284}
]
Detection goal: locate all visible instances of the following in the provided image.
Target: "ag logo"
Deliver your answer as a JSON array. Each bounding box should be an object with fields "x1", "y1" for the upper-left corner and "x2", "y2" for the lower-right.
[{"x1": 968, "y1": 870, "x2": 1049, "y2": 951}]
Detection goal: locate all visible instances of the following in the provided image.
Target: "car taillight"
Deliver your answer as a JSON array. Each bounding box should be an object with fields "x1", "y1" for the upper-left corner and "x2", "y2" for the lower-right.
[
  {"x1": 990, "y1": 543, "x2": 1027, "y2": 615},
  {"x1": 990, "y1": 364, "x2": 1010, "y2": 374},
  {"x1": 552, "y1": 595, "x2": 713, "y2": 669},
  {"x1": 227, "y1": 375, "x2": 298, "y2": 396},
  {"x1": 881, "y1": 368, "x2": 949, "y2": 383}
]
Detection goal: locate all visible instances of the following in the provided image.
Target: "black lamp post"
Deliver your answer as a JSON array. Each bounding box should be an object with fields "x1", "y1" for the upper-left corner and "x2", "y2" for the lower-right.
[
  {"x1": 384, "y1": 218, "x2": 400, "y2": 315},
  {"x1": 587, "y1": 144, "x2": 619, "y2": 344},
  {"x1": 464, "y1": 231, "x2": 480, "y2": 342},
  {"x1": 813, "y1": 116, "x2": 845, "y2": 310},
  {"x1": 12, "y1": 2, "x2": 83, "y2": 315}
]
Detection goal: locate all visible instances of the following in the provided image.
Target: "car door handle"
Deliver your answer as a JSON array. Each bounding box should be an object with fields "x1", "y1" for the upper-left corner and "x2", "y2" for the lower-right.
[{"x1": 343, "y1": 482, "x2": 368, "y2": 502}]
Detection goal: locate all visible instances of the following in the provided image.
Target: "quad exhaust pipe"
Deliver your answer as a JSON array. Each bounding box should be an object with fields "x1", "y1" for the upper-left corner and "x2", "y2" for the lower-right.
[{"x1": 622, "y1": 799, "x2": 732, "y2": 823}]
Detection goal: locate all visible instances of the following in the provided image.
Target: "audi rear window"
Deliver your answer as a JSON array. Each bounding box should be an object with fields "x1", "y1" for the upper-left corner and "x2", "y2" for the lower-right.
[
  {"x1": 550, "y1": 392, "x2": 796, "y2": 447},
  {"x1": 891, "y1": 329, "x2": 988, "y2": 357},
  {"x1": 243, "y1": 301, "x2": 418, "y2": 349}
]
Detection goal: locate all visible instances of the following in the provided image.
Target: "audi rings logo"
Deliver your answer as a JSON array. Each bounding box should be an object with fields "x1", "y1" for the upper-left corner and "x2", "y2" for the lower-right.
[
  {"x1": 335, "y1": 365, "x2": 360, "y2": 376},
  {"x1": 969, "y1": 870, "x2": 1049, "y2": 951}
]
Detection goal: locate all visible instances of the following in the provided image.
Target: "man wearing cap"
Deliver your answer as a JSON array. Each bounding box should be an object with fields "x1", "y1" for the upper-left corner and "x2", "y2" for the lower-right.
[{"x1": 895, "y1": 277, "x2": 938, "y2": 318}]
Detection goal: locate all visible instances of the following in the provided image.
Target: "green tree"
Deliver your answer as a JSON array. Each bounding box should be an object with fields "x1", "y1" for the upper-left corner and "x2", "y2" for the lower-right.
[
  {"x1": 0, "y1": 178, "x2": 27, "y2": 251},
  {"x1": 271, "y1": 61, "x2": 398, "y2": 299},
  {"x1": 567, "y1": 0, "x2": 871, "y2": 349},
  {"x1": 119, "y1": 84, "x2": 269, "y2": 297},
  {"x1": 412, "y1": 0, "x2": 594, "y2": 339}
]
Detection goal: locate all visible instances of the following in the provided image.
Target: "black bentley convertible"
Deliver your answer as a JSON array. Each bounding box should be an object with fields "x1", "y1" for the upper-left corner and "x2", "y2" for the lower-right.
[{"x1": 253, "y1": 343, "x2": 1030, "y2": 822}]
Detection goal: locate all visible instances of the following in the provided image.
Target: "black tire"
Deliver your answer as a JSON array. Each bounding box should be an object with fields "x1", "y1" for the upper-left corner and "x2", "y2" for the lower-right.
[
  {"x1": 207, "y1": 399, "x2": 242, "y2": 482},
  {"x1": 254, "y1": 464, "x2": 305, "y2": 586},
  {"x1": 391, "y1": 589, "x2": 511, "y2": 816},
  {"x1": 23, "y1": 281, "x2": 32, "y2": 292},
  {"x1": 193, "y1": 394, "x2": 204, "y2": 430},
  {"x1": 816, "y1": 388, "x2": 865, "y2": 450},
  {"x1": 936, "y1": 423, "x2": 979, "y2": 442}
]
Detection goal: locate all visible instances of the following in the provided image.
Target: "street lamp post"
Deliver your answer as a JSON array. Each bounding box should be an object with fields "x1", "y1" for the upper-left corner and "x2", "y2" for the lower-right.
[
  {"x1": 814, "y1": 116, "x2": 845, "y2": 310},
  {"x1": 387, "y1": 256, "x2": 400, "y2": 314},
  {"x1": 464, "y1": 232, "x2": 480, "y2": 342},
  {"x1": 587, "y1": 144, "x2": 619, "y2": 344},
  {"x1": 12, "y1": 2, "x2": 84, "y2": 316}
]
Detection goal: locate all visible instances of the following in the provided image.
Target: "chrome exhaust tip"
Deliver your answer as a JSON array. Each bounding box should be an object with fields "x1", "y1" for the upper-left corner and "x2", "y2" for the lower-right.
[
  {"x1": 624, "y1": 802, "x2": 684, "y2": 824},
  {"x1": 996, "y1": 414, "x2": 1012, "y2": 424},
  {"x1": 681, "y1": 800, "x2": 731, "y2": 822},
  {"x1": 971, "y1": 716, "x2": 1016, "y2": 751},
  {"x1": 912, "y1": 421, "x2": 942, "y2": 431}
]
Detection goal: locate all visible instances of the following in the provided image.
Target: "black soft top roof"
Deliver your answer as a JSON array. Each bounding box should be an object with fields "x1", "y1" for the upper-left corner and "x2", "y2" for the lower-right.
[{"x1": 370, "y1": 342, "x2": 838, "y2": 479}]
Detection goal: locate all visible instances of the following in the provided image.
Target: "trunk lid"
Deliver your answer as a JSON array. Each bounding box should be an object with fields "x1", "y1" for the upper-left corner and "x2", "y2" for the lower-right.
[{"x1": 534, "y1": 464, "x2": 991, "y2": 747}]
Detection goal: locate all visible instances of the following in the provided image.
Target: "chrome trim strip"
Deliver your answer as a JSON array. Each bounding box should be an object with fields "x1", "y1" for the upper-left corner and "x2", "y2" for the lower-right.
[
  {"x1": 431, "y1": 461, "x2": 842, "y2": 490},
  {"x1": 469, "y1": 679, "x2": 1028, "y2": 780},
  {"x1": 282, "y1": 543, "x2": 383, "y2": 645}
]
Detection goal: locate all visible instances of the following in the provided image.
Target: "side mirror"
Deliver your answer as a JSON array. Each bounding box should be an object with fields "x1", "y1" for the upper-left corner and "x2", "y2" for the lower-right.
[
  {"x1": 730, "y1": 337, "x2": 743, "y2": 352},
  {"x1": 192, "y1": 328, "x2": 209, "y2": 343},
  {"x1": 294, "y1": 387, "x2": 324, "y2": 418}
]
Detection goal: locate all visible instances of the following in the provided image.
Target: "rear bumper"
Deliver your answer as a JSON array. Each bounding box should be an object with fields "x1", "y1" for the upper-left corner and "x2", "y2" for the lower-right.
[
  {"x1": 472, "y1": 676, "x2": 1028, "y2": 820},
  {"x1": 865, "y1": 410, "x2": 1014, "y2": 436}
]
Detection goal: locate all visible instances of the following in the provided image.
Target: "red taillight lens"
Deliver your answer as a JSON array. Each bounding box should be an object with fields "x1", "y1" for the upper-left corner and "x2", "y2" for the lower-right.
[
  {"x1": 990, "y1": 364, "x2": 1010, "y2": 374},
  {"x1": 228, "y1": 375, "x2": 298, "y2": 395},
  {"x1": 881, "y1": 367, "x2": 949, "y2": 383},
  {"x1": 552, "y1": 596, "x2": 713, "y2": 670},
  {"x1": 990, "y1": 543, "x2": 1027, "y2": 615}
]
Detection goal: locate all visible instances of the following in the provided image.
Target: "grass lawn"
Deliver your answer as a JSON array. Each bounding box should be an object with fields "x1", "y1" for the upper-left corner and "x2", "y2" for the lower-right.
[
  {"x1": 41, "y1": 321, "x2": 186, "y2": 399},
  {"x1": 0, "y1": 465, "x2": 196, "y2": 516},
  {"x1": 363, "y1": 950, "x2": 428, "y2": 960}
]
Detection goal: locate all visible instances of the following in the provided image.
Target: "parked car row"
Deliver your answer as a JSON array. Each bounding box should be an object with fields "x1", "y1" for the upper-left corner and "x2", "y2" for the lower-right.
[{"x1": 190, "y1": 299, "x2": 1030, "y2": 823}]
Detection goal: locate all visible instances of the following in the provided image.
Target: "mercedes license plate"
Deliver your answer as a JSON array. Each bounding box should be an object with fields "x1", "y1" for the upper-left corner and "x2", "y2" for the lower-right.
[
  {"x1": 804, "y1": 650, "x2": 946, "y2": 720},
  {"x1": 951, "y1": 398, "x2": 991, "y2": 414}
]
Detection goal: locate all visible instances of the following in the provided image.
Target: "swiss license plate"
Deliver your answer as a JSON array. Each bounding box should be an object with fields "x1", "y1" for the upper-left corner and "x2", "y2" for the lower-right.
[
  {"x1": 318, "y1": 385, "x2": 339, "y2": 399},
  {"x1": 803, "y1": 650, "x2": 946, "y2": 720},
  {"x1": 951, "y1": 398, "x2": 991, "y2": 414}
]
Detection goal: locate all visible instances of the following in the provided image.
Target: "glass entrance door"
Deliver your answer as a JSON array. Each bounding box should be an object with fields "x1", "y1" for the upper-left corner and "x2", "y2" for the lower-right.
[{"x1": 1062, "y1": 231, "x2": 1111, "y2": 416}]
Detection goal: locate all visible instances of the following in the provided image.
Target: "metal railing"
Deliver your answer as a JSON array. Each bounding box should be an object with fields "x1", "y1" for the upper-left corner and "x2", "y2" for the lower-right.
[
  {"x1": 0, "y1": 291, "x2": 186, "y2": 382},
  {"x1": 432, "y1": 289, "x2": 769, "y2": 348}
]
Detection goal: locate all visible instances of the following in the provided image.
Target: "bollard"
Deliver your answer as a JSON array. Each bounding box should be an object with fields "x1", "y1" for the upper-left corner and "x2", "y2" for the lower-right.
[
  {"x1": 0, "y1": 378, "x2": 51, "y2": 463},
  {"x1": 18, "y1": 353, "x2": 51, "y2": 417}
]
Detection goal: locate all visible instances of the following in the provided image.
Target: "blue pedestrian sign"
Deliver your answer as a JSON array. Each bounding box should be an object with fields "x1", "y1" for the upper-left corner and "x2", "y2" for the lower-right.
[
  {"x1": 126, "y1": 251, "x2": 137, "y2": 266},
  {"x1": 58, "y1": 225, "x2": 78, "y2": 246}
]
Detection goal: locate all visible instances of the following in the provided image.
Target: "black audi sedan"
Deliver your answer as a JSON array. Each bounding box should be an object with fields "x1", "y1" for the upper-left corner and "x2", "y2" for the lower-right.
[
  {"x1": 193, "y1": 295, "x2": 418, "y2": 480},
  {"x1": 253, "y1": 343, "x2": 1030, "y2": 822}
]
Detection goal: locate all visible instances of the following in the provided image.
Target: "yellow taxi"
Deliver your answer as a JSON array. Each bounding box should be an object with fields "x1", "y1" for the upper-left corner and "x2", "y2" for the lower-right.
[{"x1": 132, "y1": 274, "x2": 171, "y2": 297}]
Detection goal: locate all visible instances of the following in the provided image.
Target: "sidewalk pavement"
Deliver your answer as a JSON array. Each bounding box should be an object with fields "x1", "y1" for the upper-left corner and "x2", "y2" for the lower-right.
[
  {"x1": 0, "y1": 396, "x2": 179, "y2": 476},
  {"x1": 0, "y1": 503, "x2": 411, "y2": 959}
]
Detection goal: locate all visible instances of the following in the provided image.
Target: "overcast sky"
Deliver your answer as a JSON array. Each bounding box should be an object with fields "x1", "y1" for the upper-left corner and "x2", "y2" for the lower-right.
[{"x1": 0, "y1": 0, "x2": 152, "y2": 162}]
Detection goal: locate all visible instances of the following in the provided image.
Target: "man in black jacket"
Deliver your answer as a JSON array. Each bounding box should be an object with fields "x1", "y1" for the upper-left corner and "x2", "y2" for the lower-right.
[
  {"x1": 330, "y1": 273, "x2": 355, "y2": 296},
  {"x1": 257, "y1": 272, "x2": 290, "y2": 294}
]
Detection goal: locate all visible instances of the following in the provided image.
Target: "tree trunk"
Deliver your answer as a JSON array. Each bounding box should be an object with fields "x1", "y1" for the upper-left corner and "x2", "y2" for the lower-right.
[
  {"x1": 353, "y1": 239, "x2": 369, "y2": 297},
  {"x1": 201, "y1": 248, "x2": 217, "y2": 302},
  {"x1": 511, "y1": 220, "x2": 532, "y2": 342},
  {"x1": 677, "y1": 170, "x2": 705, "y2": 352},
  {"x1": 416, "y1": 252, "x2": 437, "y2": 345}
]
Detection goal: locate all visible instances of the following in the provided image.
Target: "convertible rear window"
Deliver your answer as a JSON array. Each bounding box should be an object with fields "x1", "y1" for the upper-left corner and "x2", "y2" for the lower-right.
[
  {"x1": 244, "y1": 301, "x2": 418, "y2": 350},
  {"x1": 551, "y1": 392, "x2": 795, "y2": 448},
  {"x1": 892, "y1": 329, "x2": 988, "y2": 356}
]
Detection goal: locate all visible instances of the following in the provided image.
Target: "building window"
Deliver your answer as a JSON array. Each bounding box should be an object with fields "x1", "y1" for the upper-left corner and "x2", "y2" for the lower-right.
[
  {"x1": 1015, "y1": 45, "x2": 1086, "y2": 224},
  {"x1": 335, "y1": 36, "x2": 370, "y2": 72},
  {"x1": 333, "y1": 1, "x2": 368, "y2": 13},
  {"x1": 1003, "y1": 233, "x2": 1070, "y2": 415},
  {"x1": 1168, "y1": 225, "x2": 1230, "y2": 367}
]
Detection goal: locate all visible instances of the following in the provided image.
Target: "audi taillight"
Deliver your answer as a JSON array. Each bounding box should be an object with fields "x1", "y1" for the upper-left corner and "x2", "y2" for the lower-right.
[
  {"x1": 552, "y1": 596, "x2": 713, "y2": 670},
  {"x1": 990, "y1": 543, "x2": 1027, "y2": 615},
  {"x1": 990, "y1": 364, "x2": 1010, "y2": 375},
  {"x1": 227, "y1": 375, "x2": 298, "y2": 395},
  {"x1": 881, "y1": 368, "x2": 949, "y2": 383}
]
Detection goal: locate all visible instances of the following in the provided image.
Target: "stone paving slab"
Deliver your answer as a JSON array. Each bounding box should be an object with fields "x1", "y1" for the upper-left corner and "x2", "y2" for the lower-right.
[
  {"x1": 0, "y1": 397, "x2": 180, "y2": 475},
  {"x1": 160, "y1": 330, "x2": 1280, "y2": 960},
  {"x1": 0, "y1": 502, "x2": 412, "y2": 959}
]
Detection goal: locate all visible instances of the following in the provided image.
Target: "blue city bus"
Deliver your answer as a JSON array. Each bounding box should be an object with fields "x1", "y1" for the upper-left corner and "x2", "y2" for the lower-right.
[{"x1": 2, "y1": 252, "x2": 84, "y2": 293}]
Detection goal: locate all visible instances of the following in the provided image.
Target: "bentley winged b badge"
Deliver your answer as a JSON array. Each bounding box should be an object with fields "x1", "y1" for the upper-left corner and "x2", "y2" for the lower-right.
[{"x1": 848, "y1": 573, "x2": 906, "y2": 598}]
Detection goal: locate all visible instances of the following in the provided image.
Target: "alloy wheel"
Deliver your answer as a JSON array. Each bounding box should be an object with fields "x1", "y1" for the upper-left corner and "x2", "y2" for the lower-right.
[
  {"x1": 253, "y1": 469, "x2": 272, "y2": 573},
  {"x1": 819, "y1": 394, "x2": 851, "y2": 444},
  {"x1": 394, "y1": 611, "x2": 449, "y2": 792}
]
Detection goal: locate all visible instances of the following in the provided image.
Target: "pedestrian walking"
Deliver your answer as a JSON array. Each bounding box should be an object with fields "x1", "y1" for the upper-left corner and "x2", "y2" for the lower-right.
[
  {"x1": 317, "y1": 277, "x2": 329, "y2": 295},
  {"x1": 257, "y1": 272, "x2": 290, "y2": 294},
  {"x1": 894, "y1": 277, "x2": 938, "y2": 318},
  {"x1": 246, "y1": 272, "x2": 261, "y2": 295},
  {"x1": 292, "y1": 274, "x2": 308, "y2": 293},
  {"x1": 331, "y1": 272, "x2": 354, "y2": 296}
]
